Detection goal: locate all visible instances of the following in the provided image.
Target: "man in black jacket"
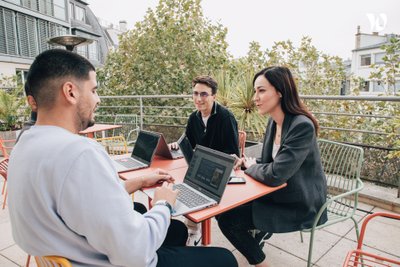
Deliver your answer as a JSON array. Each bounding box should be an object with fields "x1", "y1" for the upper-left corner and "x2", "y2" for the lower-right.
[
  {"x1": 170, "y1": 75, "x2": 240, "y2": 245},
  {"x1": 185, "y1": 75, "x2": 239, "y2": 156}
]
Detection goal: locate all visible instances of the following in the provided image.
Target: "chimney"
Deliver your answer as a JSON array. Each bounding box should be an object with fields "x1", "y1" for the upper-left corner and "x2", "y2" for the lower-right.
[
  {"x1": 119, "y1": 20, "x2": 127, "y2": 32},
  {"x1": 355, "y1": 25, "x2": 361, "y2": 49}
]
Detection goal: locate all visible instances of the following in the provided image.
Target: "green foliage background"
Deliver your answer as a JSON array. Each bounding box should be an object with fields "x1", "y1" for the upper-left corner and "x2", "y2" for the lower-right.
[{"x1": 97, "y1": 0, "x2": 399, "y2": 183}]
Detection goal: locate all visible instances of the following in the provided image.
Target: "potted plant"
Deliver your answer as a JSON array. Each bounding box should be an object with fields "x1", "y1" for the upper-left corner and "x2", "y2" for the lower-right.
[{"x1": 0, "y1": 76, "x2": 28, "y2": 141}]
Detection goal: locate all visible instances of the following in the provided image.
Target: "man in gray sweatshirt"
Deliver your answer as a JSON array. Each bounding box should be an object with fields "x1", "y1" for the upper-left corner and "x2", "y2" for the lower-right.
[{"x1": 7, "y1": 49, "x2": 237, "y2": 267}]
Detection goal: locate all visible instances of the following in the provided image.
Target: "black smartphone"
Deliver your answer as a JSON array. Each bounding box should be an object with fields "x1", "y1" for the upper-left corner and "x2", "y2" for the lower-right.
[{"x1": 228, "y1": 176, "x2": 246, "y2": 184}]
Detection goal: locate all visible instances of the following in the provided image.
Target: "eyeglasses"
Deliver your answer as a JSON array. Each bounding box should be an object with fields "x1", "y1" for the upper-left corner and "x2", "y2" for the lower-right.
[{"x1": 193, "y1": 91, "x2": 212, "y2": 98}]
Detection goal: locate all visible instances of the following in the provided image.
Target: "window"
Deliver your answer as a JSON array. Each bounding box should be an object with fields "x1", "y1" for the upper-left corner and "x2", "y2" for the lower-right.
[
  {"x1": 22, "y1": 0, "x2": 38, "y2": 11},
  {"x1": 69, "y1": 2, "x2": 74, "y2": 19},
  {"x1": 372, "y1": 81, "x2": 385, "y2": 92},
  {"x1": 361, "y1": 81, "x2": 370, "y2": 92},
  {"x1": 374, "y1": 52, "x2": 385, "y2": 64},
  {"x1": 360, "y1": 54, "x2": 371, "y2": 66},
  {"x1": 75, "y1": 5, "x2": 85, "y2": 22},
  {"x1": 76, "y1": 45, "x2": 86, "y2": 57},
  {"x1": 17, "y1": 14, "x2": 38, "y2": 57},
  {"x1": 16, "y1": 69, "x2": 28, "y2": 85},
  {"x1": 53, "y1": 0, "x2": 66, "y2": 20},
  {"x1": 4, "y1": 0, "x2": 21, "y2": 4},
  {"x1": 88, "y1": 41, "x2": 98, "y2": 60},
  {"x1": 0, "y1": 8, "x2": 18, "y2": 55},
  {"x1": 395, "y1": 81, "x2": 400, "y2": 94}
]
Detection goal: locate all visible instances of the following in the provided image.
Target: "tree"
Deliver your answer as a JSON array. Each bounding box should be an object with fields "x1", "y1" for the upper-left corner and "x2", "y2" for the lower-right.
[
  {"x1": 369, "y1": 36, "x2": 400, "y2": 95},
  {"x1": 98, "y1": 0, "x2": 230, "y2": 96}
]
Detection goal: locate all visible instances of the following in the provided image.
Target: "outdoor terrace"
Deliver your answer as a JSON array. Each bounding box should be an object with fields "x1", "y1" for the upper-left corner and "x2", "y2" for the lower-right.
[{"x1": 0, "y1": 95, "x2": 399, "y2": 266}]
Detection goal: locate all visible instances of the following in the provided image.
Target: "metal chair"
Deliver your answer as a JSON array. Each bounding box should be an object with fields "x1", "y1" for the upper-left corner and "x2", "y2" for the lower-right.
[
  {"x1": 301, "y1": 139, "x2": 364, "y2": 267},
  {"x1": 34, "y1": 255, "x2": 72, "y2": 267},
  {"x1": 96, "y1": 136, "x2": 128, "y2": 155},
  {"x1": 238, "y1": 130, "x2": 246, "y2": 157},
  {"x1": 113, "y1": 114, "x2": 140, "y2": 145},
  {"x1": 0, "y1": 158, "x2": 9, "y2": 210},
  {"x1": 0, "y1": 138, "x2": 16, "y2": 158},
  {"x1": 343, "y1": 212, "x2": 400, "y2": 267}
]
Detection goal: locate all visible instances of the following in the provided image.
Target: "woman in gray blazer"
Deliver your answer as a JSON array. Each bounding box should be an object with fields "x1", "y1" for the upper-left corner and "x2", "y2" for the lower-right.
[{"x1": 217, "y1": 66, "x2": 327, "y2": 267}]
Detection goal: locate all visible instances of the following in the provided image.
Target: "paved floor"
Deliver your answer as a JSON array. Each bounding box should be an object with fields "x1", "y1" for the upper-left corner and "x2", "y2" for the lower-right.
[{"x1": 1, "y1": 180, "x2": 399, "y2": 267}]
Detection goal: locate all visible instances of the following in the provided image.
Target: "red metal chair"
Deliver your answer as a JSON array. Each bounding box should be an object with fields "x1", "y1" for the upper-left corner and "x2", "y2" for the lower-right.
[
  {"x1": 238, "y1": 130, "x2": 246, "y2": 157},
  {"x1": 343, "y1": 212, "x2": 400, "y2": 267},
  {"x1": 0, "y1": 138, "x2": 16, "y2": 158},
  {"x1": 0, "y1": 158, "x2": 9, "y2": 209}
]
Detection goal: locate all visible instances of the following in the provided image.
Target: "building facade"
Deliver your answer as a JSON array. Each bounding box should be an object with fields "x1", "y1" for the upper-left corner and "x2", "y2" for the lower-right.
[
  {"x1": 0, "y1": 0, "x2": 110, "y2": 84},
  {"x1": 351, "y1": 27, "x2": 400, "y2": 95}
]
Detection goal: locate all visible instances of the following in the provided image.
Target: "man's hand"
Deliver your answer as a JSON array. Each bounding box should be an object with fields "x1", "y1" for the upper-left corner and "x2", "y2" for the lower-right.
[
  {"x1": 232, "y1": 154, "x2": 244, "y2": 170},
  {"x1": 141, "y1": 168, "x2": 175, "y2": 188},
  {"x1": 168, "y1": 142, "x2": 179, "y2": 150},
  {"x1": 151, "y1": 182, "x2": 178, "y2": 207}
]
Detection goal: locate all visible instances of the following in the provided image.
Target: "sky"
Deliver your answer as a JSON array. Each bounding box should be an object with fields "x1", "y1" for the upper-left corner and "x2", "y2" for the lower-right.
[{"x1": 88, "y1": 0, "x2": 400, "y2": 60}]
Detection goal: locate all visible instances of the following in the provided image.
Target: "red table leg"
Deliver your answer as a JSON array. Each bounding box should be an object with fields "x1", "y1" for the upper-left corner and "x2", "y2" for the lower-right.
[{"x1": 201, "y1": 219, "x2": 211, "y2": 245}]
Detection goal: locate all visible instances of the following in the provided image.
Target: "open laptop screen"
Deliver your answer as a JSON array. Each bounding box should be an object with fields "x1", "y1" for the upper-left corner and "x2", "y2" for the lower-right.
[
  {"x1": 178, "y1": 135, "x2": 193, "y2": 164},
  {"x1": 185, "y1": 146, "x2": 234, "y2": 199},
  {"x1": 131, "y1": 131, "x2": 160, "y2": 164}
]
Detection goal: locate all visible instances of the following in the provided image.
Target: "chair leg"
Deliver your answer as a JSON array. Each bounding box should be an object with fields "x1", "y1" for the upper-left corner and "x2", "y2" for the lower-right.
[
  {"x1": 2, "y1": 189, "x2": 7, "y2": 209},
  {"x1": 351, "y1": 217, "x2": 360, "y2": 241},
  {"x1": 1, "y1": 180, "x2": 5, "y2": 195},
  {"x1": 26, "y1": 255, "x2": 31, "y2": 267},
  {"x1": 300, "y1": 231, "x2": 304, "y2": 243},
  {"x1": 307, "y1": 229, "x2": 316, "y2": 267}
]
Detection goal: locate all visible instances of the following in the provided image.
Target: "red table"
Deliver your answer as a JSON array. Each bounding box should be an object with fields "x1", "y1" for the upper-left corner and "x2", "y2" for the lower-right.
[
  {"x1": 79, "y1": 124, "x2": 122, "y2": 138},
  {"x1": 117, "y1": 156, "x2": 286, "y2": 245}
]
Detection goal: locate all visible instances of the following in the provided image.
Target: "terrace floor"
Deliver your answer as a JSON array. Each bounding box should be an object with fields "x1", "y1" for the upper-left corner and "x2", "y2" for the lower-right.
[{"x1": 1, "y1": 177, "x2": 399, "y2": 267}]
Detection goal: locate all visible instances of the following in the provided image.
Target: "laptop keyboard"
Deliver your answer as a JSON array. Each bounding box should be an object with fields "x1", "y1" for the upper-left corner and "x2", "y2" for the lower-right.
[
  {"x1": 173, "y1": 184, "x2": 210, "y2": 208},
  {"x1": 116, "y1": 158, "x2": 144, "y2": 169}
]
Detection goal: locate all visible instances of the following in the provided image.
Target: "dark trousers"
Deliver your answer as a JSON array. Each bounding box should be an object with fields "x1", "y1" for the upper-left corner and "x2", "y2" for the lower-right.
[
  {"x1": 134, "y1": 202, "x2": 238, "y2": 267},
  {"x1": 217, "y1": 202, "x2": 266, "y2": 265}
]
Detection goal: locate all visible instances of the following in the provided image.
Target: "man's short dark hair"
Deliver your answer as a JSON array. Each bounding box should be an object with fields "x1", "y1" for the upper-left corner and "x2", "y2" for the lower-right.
[
  {"x1": 26, "y1": 49, "x2": 95, "y2": 108},
  {"x1": 192, "y1": 75, "x2": 218, "y2": 95}
]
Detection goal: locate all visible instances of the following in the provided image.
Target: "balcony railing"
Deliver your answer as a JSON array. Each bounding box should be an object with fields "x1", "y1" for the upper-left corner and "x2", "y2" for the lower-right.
[{"x1": 96, "y1": 94, "x2": 399, "y2": 193}]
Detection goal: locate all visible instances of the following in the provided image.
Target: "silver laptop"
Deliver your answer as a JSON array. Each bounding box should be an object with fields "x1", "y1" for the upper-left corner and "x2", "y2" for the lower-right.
[
  {"x1": 178, "y1": 134, "x2": 236, "y2": 177},
  {"x1": 144, "y1": 145, "x2": 235, "y2": 216},
  {"x1": 155, "y1": 133, "x2": 183, "y2": 160},
  {"x1": 113, "y1": 130, "x2": 160, "y2": 173}
]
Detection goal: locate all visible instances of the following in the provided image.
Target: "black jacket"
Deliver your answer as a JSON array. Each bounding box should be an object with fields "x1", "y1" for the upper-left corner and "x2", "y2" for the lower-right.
[
  {"x1": 185, "y1": 102, "x2": 240, "y2": 156},
  {"x1": 245, "y1": 114, "x2": 328, "y2": 233}
]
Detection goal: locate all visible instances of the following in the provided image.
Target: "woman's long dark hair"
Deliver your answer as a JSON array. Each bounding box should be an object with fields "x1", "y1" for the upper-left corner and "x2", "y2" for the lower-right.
[{"x1": 253, "y1": 66, "x2": 319, "y2": 134}]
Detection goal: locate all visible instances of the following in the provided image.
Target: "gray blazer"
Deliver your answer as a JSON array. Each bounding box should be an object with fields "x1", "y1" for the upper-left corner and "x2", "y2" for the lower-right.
[{"x1": 245, "y1": 114, "x2": 328, "y2": 233}]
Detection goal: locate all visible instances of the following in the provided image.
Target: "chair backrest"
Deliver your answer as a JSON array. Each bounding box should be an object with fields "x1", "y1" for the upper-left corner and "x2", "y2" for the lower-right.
[
  {"x1": 114, "y1": 114, "x2": 140, "y2": 144},
  {"x1": 96, "y1": 136, "x2": 128, "y2": 155},
  {"x1": 318, "y1": 139, "x2": 364, "y2": 217},
  {"x1": 0, "y1": 138, "x2": 16, "y2": 158},
  {"x1": 0, "y1": 158, "x2": 9, "y2": 181},
  {"x1": 238, "y1": 130, "x2": 246, "y2": 157},
  {"x1": 35, "y1": 255, "x2": 72, "y2": 267}
]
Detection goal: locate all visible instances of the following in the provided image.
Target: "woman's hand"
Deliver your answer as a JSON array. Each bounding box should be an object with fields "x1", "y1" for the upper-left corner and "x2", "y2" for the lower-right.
[{"x1": 243, "y1": 156, "x2": 256, "y2": 169}]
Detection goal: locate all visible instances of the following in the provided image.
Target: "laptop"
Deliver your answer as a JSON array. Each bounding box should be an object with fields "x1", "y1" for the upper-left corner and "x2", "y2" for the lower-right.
[
  {"x1": 178, "y1": 134, "x2": 236, "y2": 177},
  {"x1": 113, "y1": 130, "x2": 160, "y2": 173},
  {"x1": 177, "y1": 134, "x2": 193, "y2": 164},
  {"x1": 155, "y1": 133, "x2": 183, "y2": 159},
  {"x1": 143, "y1": 145, "x2": 235, "y2": 216}
]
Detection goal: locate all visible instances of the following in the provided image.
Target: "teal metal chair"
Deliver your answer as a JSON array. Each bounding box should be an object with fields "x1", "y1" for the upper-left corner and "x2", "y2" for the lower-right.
[
  {"x1": 113, "y1": 114, "x2": 140, "y2": 145},
  {"x1": 301, "y1": 139, "x2": 364, "y2": 267}
]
